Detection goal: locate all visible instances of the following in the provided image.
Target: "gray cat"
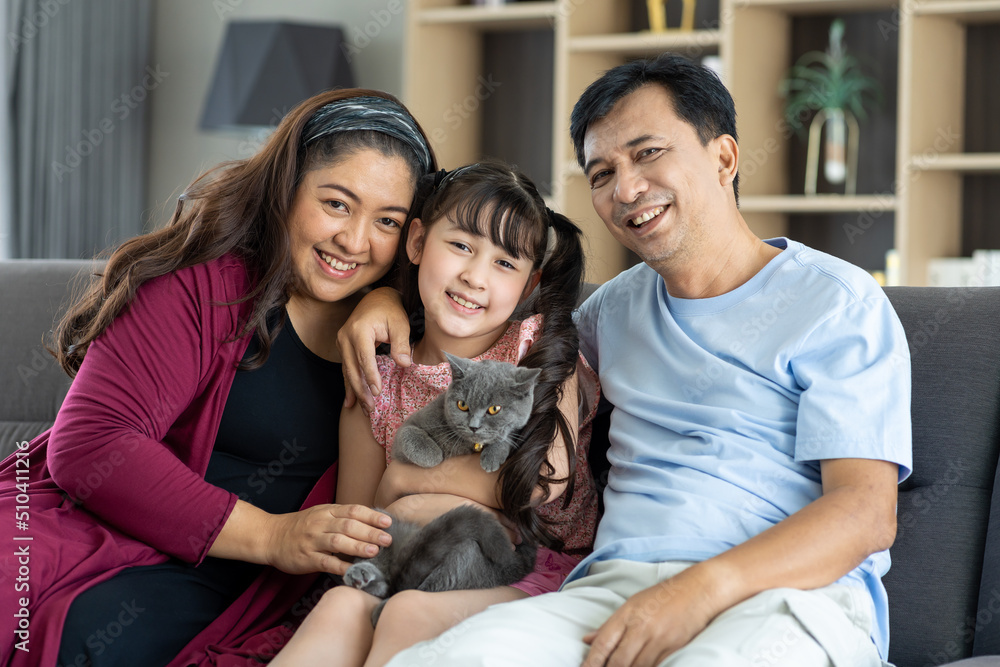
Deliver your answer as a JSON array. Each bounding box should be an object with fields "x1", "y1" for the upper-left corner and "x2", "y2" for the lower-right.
[
  {"x1": 343, "y1": 354, "x2": 541, "y2": 625},
  {"x1": 392, "y1": 352, "x2": 542, "y2": 473},
  {"x1": 344, "y1": 505, "x2": 537, "y2": 625}
]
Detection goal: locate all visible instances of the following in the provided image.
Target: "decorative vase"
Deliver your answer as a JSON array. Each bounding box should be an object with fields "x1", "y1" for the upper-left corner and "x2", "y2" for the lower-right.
[
  {"x1": 805, "y1": 107, "x2": 860, "y2": 195},
  {"x1": 823, "y1": 107, "x2": 847, "y2": 184},
  {"x1": 645, "y1": 0, "x2": 696, "y2": 32}
]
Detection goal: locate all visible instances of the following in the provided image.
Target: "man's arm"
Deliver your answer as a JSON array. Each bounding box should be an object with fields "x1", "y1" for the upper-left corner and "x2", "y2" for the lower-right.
[{"x1": 581, "y1": 457, "x2": 899, "y2": 667}]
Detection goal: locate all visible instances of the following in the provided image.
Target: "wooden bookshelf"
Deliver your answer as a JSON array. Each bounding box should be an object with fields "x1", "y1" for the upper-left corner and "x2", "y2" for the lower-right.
[{"x1": 404, "y1": 0, "x2": 1000, "y2": 284}]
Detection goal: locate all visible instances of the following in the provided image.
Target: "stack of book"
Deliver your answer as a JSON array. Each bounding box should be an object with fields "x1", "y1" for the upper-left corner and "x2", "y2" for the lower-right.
[{"x1": 927, "y1": 250, "x2": 1000, "y2": 287}]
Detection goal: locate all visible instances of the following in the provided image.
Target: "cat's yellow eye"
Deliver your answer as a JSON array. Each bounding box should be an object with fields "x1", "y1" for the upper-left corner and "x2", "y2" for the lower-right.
[
  {"x1": 487, "y1": 405, "x2": 502, "y2": 415},
  {"x1": 457, "y1": 400, "x2": 469, "y2": 411}
]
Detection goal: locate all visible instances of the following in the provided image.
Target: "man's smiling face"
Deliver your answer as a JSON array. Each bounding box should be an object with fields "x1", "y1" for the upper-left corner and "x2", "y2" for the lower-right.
[{"x1": 583, "y1": 84, "x2": 732, "y2": 273}]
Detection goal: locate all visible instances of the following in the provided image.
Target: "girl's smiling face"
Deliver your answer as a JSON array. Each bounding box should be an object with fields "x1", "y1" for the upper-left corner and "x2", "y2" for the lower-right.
[
  {"x1": 287, "y1": 148, "x2": 416, "y2": 308},
  {"x1": 406, "y1": 212, "x2": 539, "y2": 360}
]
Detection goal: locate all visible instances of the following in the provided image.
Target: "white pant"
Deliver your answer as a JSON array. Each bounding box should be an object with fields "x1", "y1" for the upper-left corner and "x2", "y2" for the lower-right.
[{"x1": 384, "y1": 560, "x2": 887, "y2": 667}]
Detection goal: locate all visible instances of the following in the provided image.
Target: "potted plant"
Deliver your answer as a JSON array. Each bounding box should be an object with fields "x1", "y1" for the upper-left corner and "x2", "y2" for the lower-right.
[{"x1": 780, "y1": 19, "x2": 881, "y2": 194}]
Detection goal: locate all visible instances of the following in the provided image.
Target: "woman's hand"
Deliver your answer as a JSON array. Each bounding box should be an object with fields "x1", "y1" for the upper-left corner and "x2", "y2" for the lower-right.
[
  {"x1": 210, "y1": 499, "x2": 392, "y2": 576},
  {"x1": 337, "y1": 287, "x2": 412, "y2": 412}
]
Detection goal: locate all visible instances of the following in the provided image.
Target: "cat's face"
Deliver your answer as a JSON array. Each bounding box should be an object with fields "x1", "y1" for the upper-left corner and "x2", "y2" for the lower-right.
[{"x1": 442, "y1": 353, "x2": 540, "y2": 450}]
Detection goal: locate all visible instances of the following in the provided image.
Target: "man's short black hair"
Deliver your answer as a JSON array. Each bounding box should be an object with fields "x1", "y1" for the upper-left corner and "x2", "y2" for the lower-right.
[{"x1": 570, "y1": 53, "x2": 739, "y2": 201}]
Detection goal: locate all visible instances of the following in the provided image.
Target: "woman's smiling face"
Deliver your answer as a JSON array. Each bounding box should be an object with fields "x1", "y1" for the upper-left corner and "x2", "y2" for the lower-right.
[{"x1": 287, "y1": 148, "x2": 416, "y2": 306}]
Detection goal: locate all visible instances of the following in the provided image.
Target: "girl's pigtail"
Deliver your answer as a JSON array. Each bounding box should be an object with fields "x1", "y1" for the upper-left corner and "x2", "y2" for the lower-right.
[{"x1": 499, "y1": 208, "x2": 585, "y2": 551}]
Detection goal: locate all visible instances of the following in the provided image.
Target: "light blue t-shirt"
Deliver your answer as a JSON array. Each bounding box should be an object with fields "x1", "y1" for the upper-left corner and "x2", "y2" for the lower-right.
[{"x1": 569, "y1": 238, "x2": 912, "y2": 658}]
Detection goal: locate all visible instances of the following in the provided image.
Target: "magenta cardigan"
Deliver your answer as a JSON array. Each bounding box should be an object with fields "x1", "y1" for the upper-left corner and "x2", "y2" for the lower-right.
[{"x1": 0, "y1": 255, "x2": 336, "y2": 666}]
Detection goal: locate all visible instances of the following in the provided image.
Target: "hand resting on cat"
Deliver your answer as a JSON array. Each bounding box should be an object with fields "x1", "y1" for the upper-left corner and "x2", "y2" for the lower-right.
[{"x1": 344, "y1": 505, "x2": 536, "y2": 625}]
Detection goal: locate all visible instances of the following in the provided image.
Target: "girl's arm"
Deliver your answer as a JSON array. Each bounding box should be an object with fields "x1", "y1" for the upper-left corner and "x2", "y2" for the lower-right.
[
  {"x1": 375, "y1": 455, "x2": 502, "y2": 509},
  {"x1": 337, "y1": 402, "x2": 390, "y2": 506}
]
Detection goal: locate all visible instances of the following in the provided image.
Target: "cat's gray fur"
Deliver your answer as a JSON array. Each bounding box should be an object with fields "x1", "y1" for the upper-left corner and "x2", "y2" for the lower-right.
[
  {"x1": 344, "y1": 354, "x2": 541, "y2": 625},
  {"x1": 392, "y1": 352, "x2": 541, "y2": 473},
  {"x1": 344, "y1": 506, "x2": 537, "y2": 625}
]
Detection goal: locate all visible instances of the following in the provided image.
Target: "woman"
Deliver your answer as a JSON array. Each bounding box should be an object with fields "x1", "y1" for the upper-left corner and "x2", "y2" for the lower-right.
[{"x1": 0, "y1": 89, "x2": 436, "y2": 667}]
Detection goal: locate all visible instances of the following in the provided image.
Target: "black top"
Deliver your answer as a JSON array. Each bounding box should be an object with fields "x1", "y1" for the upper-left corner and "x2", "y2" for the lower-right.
[{"x1": 206, "y1": 312, "x2": 344, "y2": 515}]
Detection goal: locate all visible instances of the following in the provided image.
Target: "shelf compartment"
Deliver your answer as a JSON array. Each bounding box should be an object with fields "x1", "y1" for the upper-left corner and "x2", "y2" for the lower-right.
[
  {"x1": 913, "y1": 1, "x2": 1000, "y2": 23},
  {"x1": 569, "y1": 30, "x2": 722, "y2": 54},
  {"x1": 738, "y1": 0, "x2": 898, "y2": 12},
  {"x1": 739, "y1": 195, "x2": 897, "y2": 214},
  {"x1": 417, "y1": 2, "x2": 558, "y2": 30},
  {"x1": 910, "y1": 153, "x2": 1000, "y2": 173}
]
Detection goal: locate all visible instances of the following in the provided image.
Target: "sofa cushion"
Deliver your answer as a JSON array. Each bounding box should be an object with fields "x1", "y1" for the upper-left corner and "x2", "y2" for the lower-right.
[
  {"x1": 0, "y1": 260, "x2": 100, "y2": 459},
  {"x1": 883, "y1": 287, "x2": 1000, "y2": 666}
]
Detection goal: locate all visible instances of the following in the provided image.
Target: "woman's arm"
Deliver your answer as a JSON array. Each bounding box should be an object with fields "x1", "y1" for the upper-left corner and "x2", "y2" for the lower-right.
[
  {"x1": 47, "y1": 263, "x2": 248, "y2": 563},
  {"x1": 47, "y1": 262, "x2": 392, "y2": 575},
  {"x1": 337, "y1": 287, "x2": 412, "y2": 411}
]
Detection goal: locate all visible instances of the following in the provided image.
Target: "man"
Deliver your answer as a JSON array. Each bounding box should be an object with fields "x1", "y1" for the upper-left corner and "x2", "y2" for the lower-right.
[{"x1": 344, "y1": 53, "x2": 911, "y2": 666}]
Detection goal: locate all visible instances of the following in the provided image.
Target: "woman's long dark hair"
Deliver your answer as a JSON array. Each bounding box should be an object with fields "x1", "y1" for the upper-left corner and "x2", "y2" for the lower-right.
[
  {"x1": 51, "y1": 89, "x2": 436, "y2": 376},
  {"x1": 398, "y1": 160, "x2": 585, "y2": 550}
]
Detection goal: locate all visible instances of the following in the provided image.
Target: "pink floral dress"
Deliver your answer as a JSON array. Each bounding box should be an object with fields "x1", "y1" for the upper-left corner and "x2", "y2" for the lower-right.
[{"x1": 368, "y1": 315, "x2": 600, "y2": 594}]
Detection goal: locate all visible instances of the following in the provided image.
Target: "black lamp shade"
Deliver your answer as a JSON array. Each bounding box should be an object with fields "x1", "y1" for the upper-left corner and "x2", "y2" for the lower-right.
[{"x1": 201, "y1": 21, "x2": 355, "y2": 130}]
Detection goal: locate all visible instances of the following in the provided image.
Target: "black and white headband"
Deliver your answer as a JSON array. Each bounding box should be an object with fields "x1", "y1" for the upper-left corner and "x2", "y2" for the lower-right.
[{"x1": 301, "y1": 95, "x2": 434, "y2": 174}]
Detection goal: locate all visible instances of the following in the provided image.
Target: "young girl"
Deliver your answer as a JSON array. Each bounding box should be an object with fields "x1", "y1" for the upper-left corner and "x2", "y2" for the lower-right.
[{"x1": 271, "y1": 161, "x2": 600, "y2": 666}]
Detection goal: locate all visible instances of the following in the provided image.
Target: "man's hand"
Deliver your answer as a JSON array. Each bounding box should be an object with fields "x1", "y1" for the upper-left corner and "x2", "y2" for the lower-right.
[
  {"x1": 581, "y1": 564, "x2": 723, "y2": 667},
  {"x1": 337, "y1": 287, "x2": 411, "y2": 412},
  {"x1": 582, "y1": 457, "x2": 899, "y2": 666}
]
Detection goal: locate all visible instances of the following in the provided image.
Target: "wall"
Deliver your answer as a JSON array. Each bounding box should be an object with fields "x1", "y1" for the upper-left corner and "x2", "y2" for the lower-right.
[{"x1": 145, "y1": 0, "x2": 406, "y2": 226}]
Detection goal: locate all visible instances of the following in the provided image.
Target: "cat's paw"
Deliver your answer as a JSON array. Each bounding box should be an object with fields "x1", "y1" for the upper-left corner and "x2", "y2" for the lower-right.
[
  {"x1": 344, "y1": 562, "x2": 389, "y2": 598},
  {"x1": 395, "y1": 427, "x2": 445, "y2": 468},
  {"x1": 479, "y1": 444, "x2": 509, "y2": 473}
]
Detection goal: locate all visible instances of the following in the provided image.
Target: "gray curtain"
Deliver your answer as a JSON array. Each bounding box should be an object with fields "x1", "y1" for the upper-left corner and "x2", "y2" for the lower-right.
[
  {"x1": 2, "y1": 3, "x2": 14, "y2": 258},
  {"x1": 8, "y1": 0, "x2": 153, "y2": 258}
]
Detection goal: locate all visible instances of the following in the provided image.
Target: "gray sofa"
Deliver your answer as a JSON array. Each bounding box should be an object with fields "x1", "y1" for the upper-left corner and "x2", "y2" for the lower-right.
[{"x1": 2, "y1": 259, "x2": 999, "y2": 666}]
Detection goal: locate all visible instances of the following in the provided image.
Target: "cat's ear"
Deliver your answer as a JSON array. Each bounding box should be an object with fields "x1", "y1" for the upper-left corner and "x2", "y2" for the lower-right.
[
  {"x1": 406, "y1": 218, "x2": 426, "y2": 265},
  {"x1": 513, "y1": 366, "x2": 542, "y2": 389},
  {"x1": 444, "y1": 351, "x2": 473, "y2": 378}
]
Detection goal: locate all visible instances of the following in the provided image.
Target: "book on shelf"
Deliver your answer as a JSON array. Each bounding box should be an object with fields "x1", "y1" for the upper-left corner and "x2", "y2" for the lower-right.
[{"x1": 927, "y1": 250, "x2": 1000, "y2": 287}]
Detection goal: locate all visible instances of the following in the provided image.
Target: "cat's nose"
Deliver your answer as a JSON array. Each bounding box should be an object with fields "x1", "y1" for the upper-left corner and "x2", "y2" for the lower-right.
[{"x1": 469, "y1": 425, "x2": 480, "y2": 432}]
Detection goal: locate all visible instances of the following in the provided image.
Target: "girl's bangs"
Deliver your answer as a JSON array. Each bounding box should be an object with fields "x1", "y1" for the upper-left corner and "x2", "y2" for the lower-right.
[{"x1": 449, "y1": 185, "x2": 545, "y2": 262}]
